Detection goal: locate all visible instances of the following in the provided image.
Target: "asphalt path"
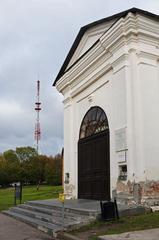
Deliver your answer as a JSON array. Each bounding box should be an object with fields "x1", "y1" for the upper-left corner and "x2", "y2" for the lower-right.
[
  {"x1": 0, "y1": 213, "x2": 53, "y2": 240},
  {"x1": 99, "y1": 228, "x2": 159, "y2": 240}
]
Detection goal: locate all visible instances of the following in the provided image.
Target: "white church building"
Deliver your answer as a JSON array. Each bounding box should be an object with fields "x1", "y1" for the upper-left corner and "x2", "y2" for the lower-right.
[{"x1": 54, "y1": 8, "x2": 159, "y2": 204}]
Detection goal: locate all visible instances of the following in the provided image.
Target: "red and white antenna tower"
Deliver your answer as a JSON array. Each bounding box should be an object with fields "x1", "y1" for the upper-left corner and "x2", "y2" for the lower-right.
[{"x1": 34, "y1": 80, "x2": 41, "y2": 153}]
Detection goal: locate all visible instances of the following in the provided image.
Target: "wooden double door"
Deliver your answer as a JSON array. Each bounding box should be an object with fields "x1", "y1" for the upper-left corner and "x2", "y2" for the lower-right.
[{"x1": 78, "y1": 130, "x2": 110, "y2": 200}]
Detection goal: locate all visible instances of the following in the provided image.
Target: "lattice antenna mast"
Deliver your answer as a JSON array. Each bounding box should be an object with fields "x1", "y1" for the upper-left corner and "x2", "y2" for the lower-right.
[{"x1": 34, "y1": 80, "x2": 41, "y2": 154}]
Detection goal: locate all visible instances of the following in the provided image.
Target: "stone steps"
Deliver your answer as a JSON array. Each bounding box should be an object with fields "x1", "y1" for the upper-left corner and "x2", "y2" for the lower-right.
[
  {"x1": 18, "y1": 204, "x2": 80, "y2": 221},
  {"x1": 27, "y1": 200, "x2": 98, "y2": 217},
  {"x1": 9, "y1": 207, "x2": 76, "y2": 226},
  {"x1": 3, "y1": 210, "x2": 61, "y2": 236},
  {"x1": 3, "y1": 200, "x2": 95, "y2": 237}
]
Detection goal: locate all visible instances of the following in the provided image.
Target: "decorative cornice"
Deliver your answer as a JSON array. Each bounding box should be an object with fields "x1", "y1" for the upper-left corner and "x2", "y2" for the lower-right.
[
  {"x1": 70, "y1": 63, "x2": 112, "y2": 98},
  {"x1": 56, "y1": 42, "x2": 103, "y2": 91},
  {"x1": 67, "y1": 21, "x2": 113, "y2": 69},
  {"x1": 112, "y1": 53, "x2": 129, "y2": 74},
  {"x1": 76, "y1": 80, "x2": 109, "y2": 104},
  {"x1": 56, "y1": 13, "x2": 159, "y2": 95},
  {"x1": 63, "y1": 96, "x2": 72, "y2": 109},
  {"x1": 136, "y1": 51, "x2": 159, "y2": 66}
]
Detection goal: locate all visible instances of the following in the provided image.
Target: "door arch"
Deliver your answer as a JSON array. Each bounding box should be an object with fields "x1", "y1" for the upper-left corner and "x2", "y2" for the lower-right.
[{"x1": 78, "y1": 106, "x2": 110, "y2": 200}]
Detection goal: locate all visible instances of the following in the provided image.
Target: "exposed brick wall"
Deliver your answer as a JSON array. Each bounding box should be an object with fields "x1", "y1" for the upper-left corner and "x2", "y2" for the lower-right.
[{"x1": 116, "y1": 180, "x2": 159, "y2": 206}]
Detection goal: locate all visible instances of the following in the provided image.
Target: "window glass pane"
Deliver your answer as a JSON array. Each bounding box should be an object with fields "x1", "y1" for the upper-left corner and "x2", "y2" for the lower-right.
[{"x1": 79, "y1": 107, "x2": 108, "y2": 139}]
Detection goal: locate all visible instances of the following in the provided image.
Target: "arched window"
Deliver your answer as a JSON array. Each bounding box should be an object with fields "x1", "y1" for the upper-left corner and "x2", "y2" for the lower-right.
[{"x1": 79, "y1": 106, "x2": 109, "y2": 139}]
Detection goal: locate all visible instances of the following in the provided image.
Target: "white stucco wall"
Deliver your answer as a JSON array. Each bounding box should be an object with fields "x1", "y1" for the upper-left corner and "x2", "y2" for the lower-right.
[
  {"x1": 63, "y1": 65, "x2": 128, "y2": 198},
  {"x1": 139, "y1": 62, "x2": 159, "y2": 180}
]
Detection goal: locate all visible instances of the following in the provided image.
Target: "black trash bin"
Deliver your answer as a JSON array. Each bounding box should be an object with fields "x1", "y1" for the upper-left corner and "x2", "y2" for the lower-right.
[{"x1": 100, "y1": 198, "x2": 119, "y2": 221}]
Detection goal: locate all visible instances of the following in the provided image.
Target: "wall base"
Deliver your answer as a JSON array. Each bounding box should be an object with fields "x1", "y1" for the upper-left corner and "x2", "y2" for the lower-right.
[{"x1": 116, "y1": 179, "x2": 159, "y2": 206}]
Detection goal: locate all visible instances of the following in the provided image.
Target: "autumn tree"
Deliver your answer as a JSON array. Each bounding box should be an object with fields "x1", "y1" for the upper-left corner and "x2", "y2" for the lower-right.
[{"x1": 0, "y1": 147, "x2": 62, "y2": 187}]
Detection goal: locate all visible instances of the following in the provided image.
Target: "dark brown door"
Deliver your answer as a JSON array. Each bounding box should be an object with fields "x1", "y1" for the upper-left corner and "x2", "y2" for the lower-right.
[{"x1": 78, "y1": 130, "x2": 110, "y2": 200}]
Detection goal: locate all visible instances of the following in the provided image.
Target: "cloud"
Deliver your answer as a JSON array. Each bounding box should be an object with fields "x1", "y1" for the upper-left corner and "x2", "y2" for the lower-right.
[
  {"x1": 0, "y1": 0, "x2": 158, "y2": 155},
  {"x1": 0, "y1": 99, "x2": 21, "y2": 117}
]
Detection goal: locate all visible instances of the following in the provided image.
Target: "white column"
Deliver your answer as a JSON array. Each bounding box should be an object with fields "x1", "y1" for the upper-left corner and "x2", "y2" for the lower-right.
[
  {"x1": 126, "y1": 49, "x2": 144, "y2": 182},
  {"x1": 63, "y1": 96, "x2": 76, "y2": 198}
]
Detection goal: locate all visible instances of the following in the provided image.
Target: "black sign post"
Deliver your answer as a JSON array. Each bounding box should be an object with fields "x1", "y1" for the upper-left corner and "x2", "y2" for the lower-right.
[{"x1": 14, "y1": 183, "x2": 22, "y2": 205}]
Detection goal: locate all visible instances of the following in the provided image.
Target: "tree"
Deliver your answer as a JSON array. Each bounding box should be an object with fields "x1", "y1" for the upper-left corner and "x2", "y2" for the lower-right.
[
  {"x1": 0, "y1": 146, "x2": 62, "y2": 186},
  {"x1": 16, "y1": 147, "x2": 38, "y2": 162},
  {"x1": 28, "y1": 155, "x2": 47, "y2": 185},
  {"x1": 0, "y1": 155, "x2": 9, "y2": 186},
  {"x1": 2, "y1": 150, "x2": 20, "y2": 184},
  {"x1": 44, "y1": 154, "x2": 62, "y2": 185},
  {"x1": 44, "y1": 160, "x2": 54, "y2": 185},
  {"x1": 52, "y1": 154, "x2": 62, "y2": 185},
  {"x1": 3, "y1": 150, "x2": 19, "y2": 164}
]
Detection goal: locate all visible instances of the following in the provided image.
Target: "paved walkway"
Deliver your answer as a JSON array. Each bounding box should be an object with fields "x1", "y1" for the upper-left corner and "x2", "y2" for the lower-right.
[
  {"x1": 0, "y1": 213, "x2": 52, "y2": 240},
  {"x1": 99, "y1": 228, "x2": 159, "y2": 240}
]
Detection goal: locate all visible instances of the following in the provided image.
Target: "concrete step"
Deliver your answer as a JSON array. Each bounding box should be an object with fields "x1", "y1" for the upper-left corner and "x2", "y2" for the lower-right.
[
  {"x1": 3, "y1": 200, "x2": 96, "y2": 237},
  {"x1": 3, "y1": 210, "x2": 61, "y2": 237},
  {"x1": 19, "y1": 203, "x2": 84, "y2": 221},
  {"x1": 9, "y1": 206, "x2": 80, "y2": 226},
  {"x1": 27, "y1": 200, "x2": 98, "y2": 217}
]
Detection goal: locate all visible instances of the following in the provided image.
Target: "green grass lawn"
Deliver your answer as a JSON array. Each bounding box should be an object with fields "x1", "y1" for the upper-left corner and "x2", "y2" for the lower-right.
[
  {"x1": 70, "y1": 211, "x2": 159, "y2": 240},
  {"x1": 0, "y1": 185, "x2": 62, "y2": 211}
]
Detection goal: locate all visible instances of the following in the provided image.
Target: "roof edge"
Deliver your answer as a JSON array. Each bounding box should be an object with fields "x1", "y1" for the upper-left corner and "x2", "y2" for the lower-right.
[{"x1": 53, "y1": 7, "x2": 159, "y2": 86}]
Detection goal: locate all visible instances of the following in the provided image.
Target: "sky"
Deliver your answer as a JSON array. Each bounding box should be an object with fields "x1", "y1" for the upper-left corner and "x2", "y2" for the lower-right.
[{"x1": 0, "y1": 0, "x2": 158, "y2": 156}]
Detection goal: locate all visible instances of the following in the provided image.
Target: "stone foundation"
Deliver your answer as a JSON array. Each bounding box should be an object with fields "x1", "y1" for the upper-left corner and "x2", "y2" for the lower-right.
[
  {"x1": 64, "y1": 183, "x2": 76, "y2": 199},
  {"x1": 116, "y1": 180, "x2": 159, "y2": 206}
]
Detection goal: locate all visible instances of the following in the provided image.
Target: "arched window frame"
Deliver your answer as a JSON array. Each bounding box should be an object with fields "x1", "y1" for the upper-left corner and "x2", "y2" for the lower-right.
[{"x1": 79, "y1": 106, "x2": 109, "y2": 139}]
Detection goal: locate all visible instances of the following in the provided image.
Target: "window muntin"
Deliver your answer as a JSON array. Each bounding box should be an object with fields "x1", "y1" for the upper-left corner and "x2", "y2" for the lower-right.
[{"x1": 79, "y1": 107, "x2": 109, "y2": 139}]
